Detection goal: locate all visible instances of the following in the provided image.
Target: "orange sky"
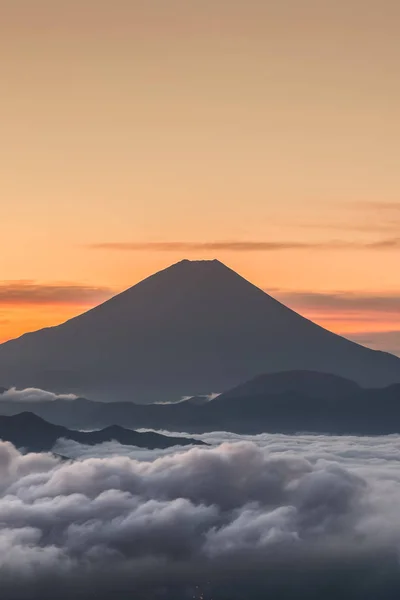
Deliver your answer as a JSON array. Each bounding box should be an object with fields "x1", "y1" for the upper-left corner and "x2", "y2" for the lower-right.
[{"x1": 1, "y1": 1, "x2": 400, "y2": 354}]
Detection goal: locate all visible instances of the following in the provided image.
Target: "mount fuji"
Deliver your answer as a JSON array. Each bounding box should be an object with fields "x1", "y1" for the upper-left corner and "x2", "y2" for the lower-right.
[{"x1": 0, "y1": 259, "x2": 399, "y2": 402}]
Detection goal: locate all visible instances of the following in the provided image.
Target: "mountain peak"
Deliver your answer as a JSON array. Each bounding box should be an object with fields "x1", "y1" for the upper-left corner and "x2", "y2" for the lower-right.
[
  {"x1": 163, "y1": 258, "x2": 232, "y2": 276},
  {"x1": 0, "y1": 261, "x2": 399, "y2": 401},
  {"x1": 175, "y1": 258, "x2": 223, "y2": 265}
]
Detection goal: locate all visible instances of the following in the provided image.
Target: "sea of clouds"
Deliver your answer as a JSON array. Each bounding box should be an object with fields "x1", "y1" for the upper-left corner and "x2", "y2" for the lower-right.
[{"x1": 1, "y1": 431, "x2": 400, "y2": 598}]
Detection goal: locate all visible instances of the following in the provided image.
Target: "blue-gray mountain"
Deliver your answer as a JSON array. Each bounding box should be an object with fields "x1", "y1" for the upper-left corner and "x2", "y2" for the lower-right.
[
  {"x1": 0, "y1": 412, "x2": 204, "y2": 453},
  {"x1": 0, "y1": 259, "x2": 399, "y2": 402},
  {"x1": 1, "y1": 372, "x2": 400, "y2": 435}
]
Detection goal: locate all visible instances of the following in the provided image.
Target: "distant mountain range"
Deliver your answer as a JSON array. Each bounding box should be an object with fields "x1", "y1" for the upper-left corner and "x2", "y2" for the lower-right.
[
  {"x1": 1, "y1": 371, "x2": 400, "y2": 435},
  {"x1": 0, "y1": 412, "x2": 205, "y2": 453},
  {"x1": 0, "y1": 259, "x2": 399, "y2": 402}
]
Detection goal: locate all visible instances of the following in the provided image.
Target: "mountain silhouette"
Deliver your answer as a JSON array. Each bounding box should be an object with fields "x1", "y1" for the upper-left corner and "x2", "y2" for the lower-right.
[
  {"x1": 0, "y1": 412, "x2": 204, "y2": 453},
  {"x1": 204, "y1": 375, "x2": 400, "y2": 435},
  {"x1": 218, "y1": 370, "x2": 361, "y2": 401},
  {"x1": 1, "y1": 373, "x2": 400, "y2": 435},
  {"x1": 0, "y1": 259, "x2": 399, "y2": 402}
]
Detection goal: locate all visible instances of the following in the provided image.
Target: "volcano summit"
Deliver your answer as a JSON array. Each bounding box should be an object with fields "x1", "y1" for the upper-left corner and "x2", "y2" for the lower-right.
[{"x1": 0, "y1": 259, "x2": 399, "y2": 402}]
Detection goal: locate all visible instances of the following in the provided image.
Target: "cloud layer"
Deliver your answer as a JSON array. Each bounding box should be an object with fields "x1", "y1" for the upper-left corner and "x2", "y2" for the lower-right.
[{"x1": 3, "y1": 433, "x2": 400, "y2": 598}]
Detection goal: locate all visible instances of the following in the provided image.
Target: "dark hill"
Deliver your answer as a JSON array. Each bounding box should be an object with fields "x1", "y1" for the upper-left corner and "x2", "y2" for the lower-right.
[
  {"x1": 206, "y1": 381, "x2": 400, "y2": 435},
  {"x1": 0, "y1": 260, "x2": 399, "y2": 401},
  {"x1": 0, "y1": 412, "x2": 205, "y2": 453},
  {"x1": 217, "y1": 370, "x2": 360, "y2": 401}
]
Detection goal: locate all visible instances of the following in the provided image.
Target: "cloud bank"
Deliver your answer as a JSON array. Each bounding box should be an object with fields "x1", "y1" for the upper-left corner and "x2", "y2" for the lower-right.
[{"x1": 3, "y1": 434, "x2": 400, "y2": 598}]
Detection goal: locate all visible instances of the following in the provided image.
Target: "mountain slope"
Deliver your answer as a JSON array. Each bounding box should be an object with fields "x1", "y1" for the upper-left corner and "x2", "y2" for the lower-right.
[
  {"x1": 0, "y1": 412, "x2": 204, "y2": 453},
  {"x1": 0, "y1": 259, "x2": 399, "y2": 401}
]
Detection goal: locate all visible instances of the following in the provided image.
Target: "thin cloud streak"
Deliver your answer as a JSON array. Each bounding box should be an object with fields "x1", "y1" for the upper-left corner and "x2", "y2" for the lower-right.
[
  {"x1": 292, "y1": 202, "x2": 400, "y2": 234},
  {"x1": 352, "y1": 202, "x2": 400, "y2": 212},
  {"x1": 270, "y1": 290, "x2": 400, "y2": 314},
  {"x1": 268, "y1": 290, "x2": 400, "y2": 355},
  {"x1": 349, "y1": 331, "x2": 400, "y2": 357},
  {"x1": 369, "y1": 237, "x2": 400, "y2": 249},
  {"x1": 307, "y1": 314, "x2": 398, "y2": 323},
  {"x1": 88, "y1": 238, "x2": 400, "y2": 252},
  {"x1": 0, "y1": 281, "x2": 114, "y2": 307},
  {"x1": 89, "y1": 241, "x2": 340, "y2": 252},
  {"x1": 298, "y1": 221, "x2": 400, "y2": 233}
]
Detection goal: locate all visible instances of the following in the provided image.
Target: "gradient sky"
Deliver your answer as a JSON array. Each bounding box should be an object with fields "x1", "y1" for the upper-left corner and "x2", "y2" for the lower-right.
[{"x1": 1, "y1": 0, "x2": 400, "y2": 354}]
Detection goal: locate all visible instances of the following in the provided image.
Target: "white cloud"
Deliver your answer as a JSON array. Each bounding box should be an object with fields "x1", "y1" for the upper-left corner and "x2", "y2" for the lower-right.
[
  {"x1": 2, "y1": 433, "x2": 400, "y2": 597},
  {"x1": 0, "y1": 387, "x2": 77, "y2": 403}
]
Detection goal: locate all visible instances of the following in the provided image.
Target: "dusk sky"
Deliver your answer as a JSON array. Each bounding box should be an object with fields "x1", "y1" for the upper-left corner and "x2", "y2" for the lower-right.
[{"x1": 1, "y1": 0, "x2": 400, "y2": 354}]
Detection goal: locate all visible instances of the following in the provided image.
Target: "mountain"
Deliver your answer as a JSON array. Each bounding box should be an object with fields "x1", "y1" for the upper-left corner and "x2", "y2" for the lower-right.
[
  {"x1": 206, "y1": 376, "x2": 400, "y2": 435},
  {"x1": 218, "y1": 370, "x2": 361, "y2": 401},
  {"x1": 0, "y1": 259, "x2": 399, "y2": 402},
  {"x1": 1, "y1": 372, "x2": 400, "y2": 435},
  {"x1": 0, "y1": 412, "x2": 204, "y2": 453}
]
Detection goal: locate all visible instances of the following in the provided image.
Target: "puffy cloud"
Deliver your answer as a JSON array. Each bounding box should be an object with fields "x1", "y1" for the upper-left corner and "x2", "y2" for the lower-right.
[
  {"x1": 2, "y1": 434, "x2": 400, "y2": 597},
  {"x1": 0, "y1": 387, "x2": 77, "y2": 402}
]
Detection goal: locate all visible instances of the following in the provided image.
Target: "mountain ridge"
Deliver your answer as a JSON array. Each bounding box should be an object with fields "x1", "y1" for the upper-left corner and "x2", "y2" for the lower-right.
[
  {"x1": 0, "y1": 411, "x2": 205, "y2": 453},
  {"x1": 1, "y1": 372, "x2": 400, "y2": 435}
]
